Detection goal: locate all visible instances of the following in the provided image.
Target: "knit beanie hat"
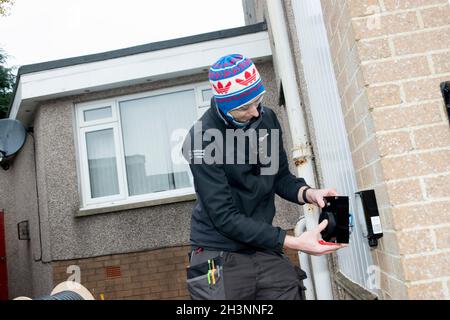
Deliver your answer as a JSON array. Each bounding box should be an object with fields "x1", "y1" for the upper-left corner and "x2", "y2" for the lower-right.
[{"x1": 208, "y1": 54, "x2": 265, "y2": 122}]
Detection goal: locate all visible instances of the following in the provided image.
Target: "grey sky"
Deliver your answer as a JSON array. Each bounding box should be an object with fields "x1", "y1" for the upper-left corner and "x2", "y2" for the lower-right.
[{"x1": 0, "y1": 0, "x2": 245, "y2": 70}]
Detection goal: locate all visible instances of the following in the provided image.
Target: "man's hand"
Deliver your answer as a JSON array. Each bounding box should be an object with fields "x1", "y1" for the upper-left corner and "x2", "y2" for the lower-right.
[
  {"x1": 298, "y1": 186, "x2": 338, "y2": 208},
  {"x1": 283, "y1": 220, "x2": 347, "y2": 255}
]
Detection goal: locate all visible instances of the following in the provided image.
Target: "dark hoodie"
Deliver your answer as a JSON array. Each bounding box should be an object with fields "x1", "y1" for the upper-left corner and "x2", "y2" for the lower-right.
[{"x1": 182, "y1": 99, "x2": 308, "y2": 252}]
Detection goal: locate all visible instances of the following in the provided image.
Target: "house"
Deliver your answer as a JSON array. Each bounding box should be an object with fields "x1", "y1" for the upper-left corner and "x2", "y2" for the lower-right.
[{"x1": 1, "y1": 0, "x2": 449, "y2": 300}]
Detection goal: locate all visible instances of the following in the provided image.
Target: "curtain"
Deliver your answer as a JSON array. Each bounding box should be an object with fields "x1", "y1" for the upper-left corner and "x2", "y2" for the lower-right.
[
  {"x1": 86, "y1": 128, "x2": 120, "y2": 198},
  {"x1": 119, "y1": 90, "x2": 197, "y2": 196}
]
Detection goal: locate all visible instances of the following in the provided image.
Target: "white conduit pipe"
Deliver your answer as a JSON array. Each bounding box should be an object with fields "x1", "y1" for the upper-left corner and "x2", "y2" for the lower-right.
[
  {"x1": 266, "y1": 0, "x2": 334, "y2": 300},
  {"x1": 294, "y1": 218, "x2": 315, "y2": 300}
]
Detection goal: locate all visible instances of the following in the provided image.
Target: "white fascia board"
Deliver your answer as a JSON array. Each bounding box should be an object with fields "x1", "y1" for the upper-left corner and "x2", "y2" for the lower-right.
[{"x1": 11, "y1": 31, "x2": 271, "y2": 120}]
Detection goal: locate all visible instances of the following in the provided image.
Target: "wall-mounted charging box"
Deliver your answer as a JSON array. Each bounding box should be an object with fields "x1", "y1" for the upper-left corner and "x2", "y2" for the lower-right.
[{"x1": 355, "y1": 189, "x2": 383, "y2": 247}]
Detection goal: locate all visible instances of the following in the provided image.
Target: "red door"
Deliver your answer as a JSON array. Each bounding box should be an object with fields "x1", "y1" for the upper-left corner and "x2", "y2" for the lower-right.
[{"x1": 0, "y1": 209, "x2": 8, "y2": 300}]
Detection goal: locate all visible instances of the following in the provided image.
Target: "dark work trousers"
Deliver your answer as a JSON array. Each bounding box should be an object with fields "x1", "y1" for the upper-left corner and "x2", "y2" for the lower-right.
[{"x1": 187, "y1": 249, "x2": 305, "y2": 300}]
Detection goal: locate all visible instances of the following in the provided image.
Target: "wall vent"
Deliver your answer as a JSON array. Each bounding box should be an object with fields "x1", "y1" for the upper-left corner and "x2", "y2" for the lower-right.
[{"x1": 105, "y1": 266, "x2": 121, "y2": 279}]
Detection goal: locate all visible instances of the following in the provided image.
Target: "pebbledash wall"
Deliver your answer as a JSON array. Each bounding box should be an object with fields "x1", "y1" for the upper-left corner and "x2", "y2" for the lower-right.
[
  {"x1": 3, "y1": 56, "x2": 304, "y2": 299},
  {"x1": 319, "y1": 0, "x2": 450, "y2": 300}
]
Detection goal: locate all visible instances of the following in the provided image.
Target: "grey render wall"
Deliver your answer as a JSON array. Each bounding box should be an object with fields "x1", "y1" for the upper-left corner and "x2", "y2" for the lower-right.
[
  {"x1": 25, "y1": 60, "x2": 302, "y2": 263},
  {"x1": 1, "y1": 137, "x2": 53, "y2": 299}
]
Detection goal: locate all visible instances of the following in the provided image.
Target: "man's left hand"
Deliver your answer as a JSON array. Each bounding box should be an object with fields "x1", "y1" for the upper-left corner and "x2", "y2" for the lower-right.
[{"x1": 298, "y1": 187, "x2": 338, "y2": 208}]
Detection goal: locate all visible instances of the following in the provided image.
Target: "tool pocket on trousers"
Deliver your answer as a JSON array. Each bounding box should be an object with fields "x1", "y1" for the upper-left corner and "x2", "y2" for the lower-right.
[{"x1": 186, "y1": 265, "x2": 225, "y2": 300}]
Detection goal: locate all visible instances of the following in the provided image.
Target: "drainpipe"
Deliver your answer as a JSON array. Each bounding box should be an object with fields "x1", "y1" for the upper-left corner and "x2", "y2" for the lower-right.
[
  {"x1": 294, "y1": 218, "x2": 315, "y2": 300},
  {"x1": 266, "y1": 0, "x2": 334, "y2": 300}
]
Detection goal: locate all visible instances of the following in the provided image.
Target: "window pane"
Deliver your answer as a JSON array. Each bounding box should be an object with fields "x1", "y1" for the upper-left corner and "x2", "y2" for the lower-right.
[
  {"x1": 202, "y1": 89, "x2": 213, "y2": 103},
  {"x1": 119, "y1": 90, "x2": 197, "y2": 196},
  {"x1": 85, "y1": 129, "x2": 120, "y2": 198},
  {"x1": 84, "y1": 106, "x2": 112, "y2": 122}
]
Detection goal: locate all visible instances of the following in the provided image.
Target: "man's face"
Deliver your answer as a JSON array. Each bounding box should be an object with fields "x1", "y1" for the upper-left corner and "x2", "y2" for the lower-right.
[{"x1": 229, "y1": 95, "x2": 264, "y2": 122}]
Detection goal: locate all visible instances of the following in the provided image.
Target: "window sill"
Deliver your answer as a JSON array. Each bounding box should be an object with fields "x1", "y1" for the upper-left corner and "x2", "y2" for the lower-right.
[
  {"x1": 334, "y1": 271, "x2": 379, "y2": 300},
  {"x1": 76, "y1": 192, "x2": 197, "y2": 217}
]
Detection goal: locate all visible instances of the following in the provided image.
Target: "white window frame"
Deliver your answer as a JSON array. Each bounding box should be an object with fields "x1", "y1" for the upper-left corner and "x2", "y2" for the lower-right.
[
  {"x1": 75, "y1": 81, "x2": 210, "y2": 210},
  {"x1": 79, "y1": 122, "x2": 127, "y2": 206},
  {"x1": 77, "y1": 99, "x2": 118, "y2": 127},
  {"x1": 195, "y1": 84, "x2": 213, "y2": 118}
]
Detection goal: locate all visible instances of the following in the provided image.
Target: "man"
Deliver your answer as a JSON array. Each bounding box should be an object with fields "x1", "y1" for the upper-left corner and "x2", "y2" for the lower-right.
[{"x1": 182, "y1": 54, "x2": 346, "y2": 300}]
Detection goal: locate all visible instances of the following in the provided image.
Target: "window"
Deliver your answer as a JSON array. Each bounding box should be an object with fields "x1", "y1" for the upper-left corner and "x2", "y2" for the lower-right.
[
  {"x1": 76, "y1": 83, "x2": 210, "y2": 209},
  {"x1": 85, "y1": 128, "x2": 120, "y2": 198}
]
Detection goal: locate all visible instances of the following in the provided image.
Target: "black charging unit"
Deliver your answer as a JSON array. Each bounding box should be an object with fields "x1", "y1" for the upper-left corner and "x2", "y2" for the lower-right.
[
  {"x1": 355, "y1": 189, "x2": 383, "y2": 247},
  {"x1": 318, "y1": 196, "x2": 350, "y2": 244}
]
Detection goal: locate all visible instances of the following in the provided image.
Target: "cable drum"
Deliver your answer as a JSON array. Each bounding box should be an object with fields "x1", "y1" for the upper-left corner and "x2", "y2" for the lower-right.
[
  {"x1": 37, "y1": 291, "x2": 84, "y2": 300},
  {"x1": 13, "y1": 281, "x2": 95, "y2": 300}
]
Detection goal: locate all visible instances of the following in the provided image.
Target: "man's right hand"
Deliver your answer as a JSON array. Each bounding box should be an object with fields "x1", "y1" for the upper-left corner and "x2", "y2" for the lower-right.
[{"x1": 283, "y1": 220, "x2": 348, "y2": 256}]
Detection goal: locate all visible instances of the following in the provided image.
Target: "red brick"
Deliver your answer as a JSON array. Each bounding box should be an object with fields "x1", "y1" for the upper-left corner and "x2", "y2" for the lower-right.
[
  {"x1": 425, "y1": 174, "x2": 450, "y2": 199},
  {"x1": 397, "y1": 229, "x2": 435, "y2": 254},
  {"x1": 434, "y1": 226, "x2": 450, "y2": 249},
  {"x1": 352, "y1": 11, "x2": 420, "y2": 39},
  {"x1": 413, "y1": 124, "x2": 450, "y2": 150},
  {"x1": 393, "y1": 28, "x2": 450, "y2": 55},
  {"x1": 367, "y1": 84, "x2": 402, "y2": 108},
  {"x1": 384, "y1": 0, "x2": 448, "y2": 11},
  {"x1": 432, "y1": 51, "x2": 450, "y2": 74},
  {"x1": 408, "y1": 281, "x2": 446, "y2": 299},
  {"x1": 348, "y1": 0, "x2": 380, "y2": 17},
  {"x1": 386, "y1": 179, "x2": 423, "y2": 205},
  {"x1": 362, "y1": 56, "x2": 430, "y2": 84},
  {"x1": 421, "y1": 5, "x2": 450, "y2": 28},
  {"x1": 404, "y1": 252, "x2": 450, "y2": 281},
  {"x1": 391, "y1": 201, "x2": 450, "y2": 229}
]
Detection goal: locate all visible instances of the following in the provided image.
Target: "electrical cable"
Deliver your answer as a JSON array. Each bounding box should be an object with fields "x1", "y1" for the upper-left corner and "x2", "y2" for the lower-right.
[{"x1": 27, "y1": 129, "x2": 50, "y2": 264}]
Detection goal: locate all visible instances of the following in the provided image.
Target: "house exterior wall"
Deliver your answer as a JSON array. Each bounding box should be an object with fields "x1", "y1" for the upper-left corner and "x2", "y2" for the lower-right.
[
  {"x1": 3, "y1": 58, "x2": 304, "y2": 299},
  {"x1": 319, "y1": 0, "x2": 450, "y2": 299},
  {"x1": 1, "y1": 137, "x2": 53, "y2": 299}
]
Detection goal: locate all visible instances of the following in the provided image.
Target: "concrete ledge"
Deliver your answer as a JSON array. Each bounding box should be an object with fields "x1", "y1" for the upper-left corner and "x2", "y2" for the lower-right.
[
  {"x1": 76, "y1": 193, "x2": 197, "y2": 217},
  {"x1": 334, "y1": 271, "x2": 379, "y2": 300}
]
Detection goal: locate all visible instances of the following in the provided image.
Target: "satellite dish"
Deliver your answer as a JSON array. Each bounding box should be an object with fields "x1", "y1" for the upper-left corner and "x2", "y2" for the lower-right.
[{"x1": 0, "y1": 119, "x2": 27, "y2": 169}]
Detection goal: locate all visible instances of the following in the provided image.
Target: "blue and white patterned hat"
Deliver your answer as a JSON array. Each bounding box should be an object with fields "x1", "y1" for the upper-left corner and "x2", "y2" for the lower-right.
[{"x1": 209, "y1": 54, "x2": 265, "y2": 118}]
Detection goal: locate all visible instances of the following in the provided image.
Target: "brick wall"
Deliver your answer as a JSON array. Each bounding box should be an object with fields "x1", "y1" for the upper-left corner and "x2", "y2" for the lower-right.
[
  {"x1": 53, "y1": 246, "x2": 191, "y2": 300},
  {"x1": 52, "y1": 231, "x2": 301, "y2": 300},
  {"x1": 320, "y1": 0, "x2": 450, "y2": 299}
]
